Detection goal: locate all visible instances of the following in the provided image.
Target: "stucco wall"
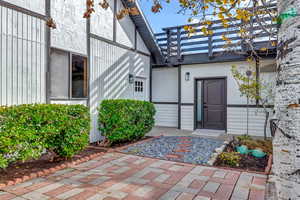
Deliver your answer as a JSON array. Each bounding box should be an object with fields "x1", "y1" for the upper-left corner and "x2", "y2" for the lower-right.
[
  {"x1": 3, "y1": 0, "x2": 45, "y2": 15},
  {"x1": 51, "y1": 0, "x2": 87, "y2": 55},
  {"x1": 115, "y1": 0, "x2": 135, "y2": 48},
  {"x1": 90, "y1": 0, "x2": 114, "y2": 41},
  {"x1": 152, "y1": 67, "x2": 178, "y2": 102}
]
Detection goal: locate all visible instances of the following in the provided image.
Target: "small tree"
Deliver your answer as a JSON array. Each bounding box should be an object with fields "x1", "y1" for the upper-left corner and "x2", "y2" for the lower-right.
[{"x1": 231, "y1": 64, "x2": 275, "y2": 139}]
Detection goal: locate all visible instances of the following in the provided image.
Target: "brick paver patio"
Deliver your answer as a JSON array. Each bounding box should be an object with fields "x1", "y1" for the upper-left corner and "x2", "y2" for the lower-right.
[{"x1": 0, "y1": 152, "x2": 267, "y2": 200}]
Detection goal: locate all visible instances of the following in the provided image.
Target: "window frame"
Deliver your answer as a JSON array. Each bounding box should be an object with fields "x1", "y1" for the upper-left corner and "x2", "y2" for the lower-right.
[{"x1": 50, "y1": 48, "x2": 88, "y2": 100}]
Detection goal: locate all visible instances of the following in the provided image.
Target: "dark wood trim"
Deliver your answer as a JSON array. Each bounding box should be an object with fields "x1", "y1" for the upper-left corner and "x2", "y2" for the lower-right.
[
  {"x1": 50, "y1": 47, "x2": 88, "y2": 58},
  {"x1": 0, "y1": 0, "x2": 47, "y2": 20},
  {"x1": 113, "y1": 0, "x2": 117, "y2": 42},
  {"x1": 255, "y1": 57, "x2": 260, "y2": 105},
  {"x1": 90, "y1": 33, "x2": 151, "y2": 57},
  {"x1": 45, "y1": 0, "x2": 51, "y2": 103},
  {"x1": 178, "y1": 65, "x2": 181, "y2": 129},
  {"x1": 149, "y1": 62, "x2": 153, "y2": 102},
  {"x1": 86, "y1": 8, "x2": 91, "y2": 107},
  {"x1": 50, "y1": 98, "x2": 89, "y2": 101},
  {"x1": 134, "y1": 28, "x2": 137, "y2": 51},
  {"x1": 152, "y1": 102, "x2": 178, "y2": 105},
  {"x1": 152, "y1": 52, "x2": 276, "y2": 67},
  {"x1": 194, "y1": 76, "x2": 228, "y2": 80},
  {"x1": 181, "y1": 103, "x2": 194, "y2": 106},
  {"x1": 227, "y1": 104, "x2": 274, "y2": 108}
]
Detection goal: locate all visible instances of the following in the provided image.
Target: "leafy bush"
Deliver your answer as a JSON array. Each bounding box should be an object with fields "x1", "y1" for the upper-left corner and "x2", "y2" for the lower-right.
[
  {"x1": 218, "y1": 152, "x2": 241, "y2": 167},
  {"x1": 98, "y1": 99, "x2": 155, "y2": 145},
  {"x1": 0, "y1": 104, "x2": 90, "y2": 169}
]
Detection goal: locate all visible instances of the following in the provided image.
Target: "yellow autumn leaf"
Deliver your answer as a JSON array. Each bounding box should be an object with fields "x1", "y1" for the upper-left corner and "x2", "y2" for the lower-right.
[{"x1": 260, "y1": 47, "x2": 267, "y2": 51}]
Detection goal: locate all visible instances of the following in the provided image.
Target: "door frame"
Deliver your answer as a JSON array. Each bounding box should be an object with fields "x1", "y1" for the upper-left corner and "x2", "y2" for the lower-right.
[{"x1": 193, "y1": 76, "x2": 227, "y2": 131}]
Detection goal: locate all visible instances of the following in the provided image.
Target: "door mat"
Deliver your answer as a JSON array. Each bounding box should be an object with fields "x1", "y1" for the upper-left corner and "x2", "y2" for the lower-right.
[{"x1": 192, "y1": 129, "x2": 225, "y2": 137}]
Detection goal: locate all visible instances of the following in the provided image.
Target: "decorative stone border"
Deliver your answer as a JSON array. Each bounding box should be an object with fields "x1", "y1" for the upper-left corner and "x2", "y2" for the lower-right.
[
  {"x1": 0, "y1": 151, "x2": 106, "y2": 190},
  {"x1": 207, "y1": 140, "x2": 229, "y2": 165},
  {"x1": 265, "y1": 154, "x2": 273, "y2": 174}
]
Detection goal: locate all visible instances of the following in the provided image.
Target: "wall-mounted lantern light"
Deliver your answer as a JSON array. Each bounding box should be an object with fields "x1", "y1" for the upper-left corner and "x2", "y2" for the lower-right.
[
  {"x1": 246, "y1": 70, "x2": 252, "y2": 77},
  {"x1": 129, "y1": 74, "x2": 135, "y2": 84},
  {"x1": 185, "y1": 72, "x2": 190, "y2": 81}
]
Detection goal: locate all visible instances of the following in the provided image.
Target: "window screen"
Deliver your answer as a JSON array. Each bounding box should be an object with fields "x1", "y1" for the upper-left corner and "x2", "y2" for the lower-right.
[{"x1": 50, "y1": 50, "x2": 69, "y2": 98}]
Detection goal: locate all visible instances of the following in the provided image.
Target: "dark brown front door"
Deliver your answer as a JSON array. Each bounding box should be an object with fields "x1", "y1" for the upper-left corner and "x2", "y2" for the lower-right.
[{"x1": 202, "y1": 79, "x2": 226, "y2": 130}]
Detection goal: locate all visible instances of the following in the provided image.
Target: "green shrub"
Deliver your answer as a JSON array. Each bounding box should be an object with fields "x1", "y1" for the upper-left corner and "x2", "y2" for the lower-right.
[
  {"x1": 98, "y1": 99, "x2": 155, "y2": 145},
  {"x1": 0, "y1": 104, "x2": 90, "y2": 169},
  {"x1": 218, "y1": 152, "x2": 241, "y2": 167}
]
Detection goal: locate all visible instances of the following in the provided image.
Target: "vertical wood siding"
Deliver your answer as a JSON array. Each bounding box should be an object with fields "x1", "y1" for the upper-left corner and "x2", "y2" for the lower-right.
[
  {"x1": 89, "y1": 38, "x2": 150, "y2": 142},
  {"x1": 0, "y1": 5, "x2": 46, "y2": 106}
]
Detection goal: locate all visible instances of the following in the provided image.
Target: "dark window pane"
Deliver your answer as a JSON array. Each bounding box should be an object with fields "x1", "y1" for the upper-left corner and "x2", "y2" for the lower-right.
[{"x1": 72, "y1": 55, "x2": 87, "y2": 98}]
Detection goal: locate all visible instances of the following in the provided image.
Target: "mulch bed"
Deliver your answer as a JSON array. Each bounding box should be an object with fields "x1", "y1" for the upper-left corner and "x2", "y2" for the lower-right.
[
  {"x1": 0, "y1": 136, "x2": 154, "y2": 186},
  {"x1": 214, "y1": 142, "x2": 269, "y2": 172},
  {"x1": 0, "y1": 146, "x2": 107, "y2": 185}
]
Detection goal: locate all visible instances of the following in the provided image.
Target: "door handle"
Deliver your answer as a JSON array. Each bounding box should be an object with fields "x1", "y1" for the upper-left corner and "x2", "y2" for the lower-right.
[{"x1": 203, "y1": 105, "x2": 208, "y2": 108}]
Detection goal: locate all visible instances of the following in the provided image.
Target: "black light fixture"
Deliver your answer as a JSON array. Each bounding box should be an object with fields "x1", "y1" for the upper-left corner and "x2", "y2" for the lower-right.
[
  {"x1": 246, "y1": 70, "x2": 252, "y2": 77},
  {"x1": 129, "y1": 74, "x2": 134, "y2": 84},
  {"x1": 185, "y1": 72, "x2": 190, "y2": 81}
]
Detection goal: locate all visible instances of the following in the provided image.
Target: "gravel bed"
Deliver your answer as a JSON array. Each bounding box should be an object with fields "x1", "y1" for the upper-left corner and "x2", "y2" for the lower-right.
[{"x1": 121, "y1": 136, "x2": 224, "y2": 165}]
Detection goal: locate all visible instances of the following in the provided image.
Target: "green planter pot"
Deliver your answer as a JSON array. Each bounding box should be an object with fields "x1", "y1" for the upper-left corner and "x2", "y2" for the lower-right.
[
  {"x1": 236, "y1": 145, "x2": 249, "y2": 154},
  {"x1": 251, "y1": 149, "x2": 266, "y2": 158}
]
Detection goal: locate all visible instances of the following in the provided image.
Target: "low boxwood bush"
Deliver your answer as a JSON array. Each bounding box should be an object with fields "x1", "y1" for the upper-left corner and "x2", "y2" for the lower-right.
[
  {"x1": 98, "y1": 99, "x2": 155, "y2": 145},
  {"x1": 218, "y1": 152, "x2": 241, "y2": 167},
  {"x1": 0, "y1": 104, "x2": 90, "y2": 169}
]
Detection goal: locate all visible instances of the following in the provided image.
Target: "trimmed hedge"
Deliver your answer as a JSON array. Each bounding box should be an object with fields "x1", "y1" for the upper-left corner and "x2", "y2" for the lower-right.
[
  {"x1": 98, "y1": 99, "x2": 155, "y2": 144},
  {"x1": 0, "y1": 104, "x2": 90, "y2": 169}
]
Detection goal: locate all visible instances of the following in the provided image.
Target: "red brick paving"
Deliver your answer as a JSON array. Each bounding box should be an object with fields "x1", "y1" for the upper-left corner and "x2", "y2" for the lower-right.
[{"x1": 0, "y1": 152, "x2": 267, "y2": 200}]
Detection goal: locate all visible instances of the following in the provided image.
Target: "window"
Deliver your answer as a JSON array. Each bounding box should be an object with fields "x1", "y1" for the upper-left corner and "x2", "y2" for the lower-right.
[
  {"x1": 50, "y1": 49, "x2": 88, "y2": 99},
  {"x1": 135, "y1": 80, "x2": 144, "y2": 93},
  {"x1": 71, "y1": 55, "x2": 87, "y2": 98}
]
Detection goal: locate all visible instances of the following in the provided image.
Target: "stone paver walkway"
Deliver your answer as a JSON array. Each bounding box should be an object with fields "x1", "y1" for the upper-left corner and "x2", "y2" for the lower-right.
[{"x1": 0, "y1": 153, "x2": 267, "y2": 200}]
